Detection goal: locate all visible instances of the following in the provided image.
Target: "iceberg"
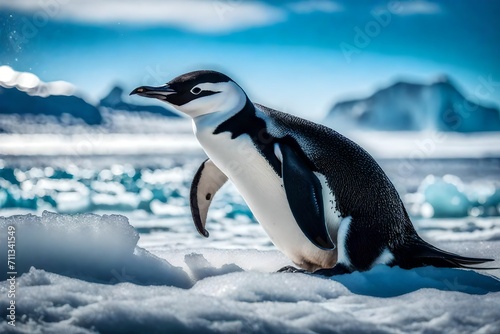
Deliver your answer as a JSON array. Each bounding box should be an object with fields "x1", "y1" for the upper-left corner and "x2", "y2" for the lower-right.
[{"x1": 324, "y1": 76, "x2": 500, "y2": 132}]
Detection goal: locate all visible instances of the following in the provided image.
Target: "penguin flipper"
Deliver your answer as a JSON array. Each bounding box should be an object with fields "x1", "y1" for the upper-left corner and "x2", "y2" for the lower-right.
[
  {"x1": 190, "y1": 159, "x2": 228, "y2": 238},
  {"x1": 276, "y1": 143, "x2": 335, "y2": 250}
]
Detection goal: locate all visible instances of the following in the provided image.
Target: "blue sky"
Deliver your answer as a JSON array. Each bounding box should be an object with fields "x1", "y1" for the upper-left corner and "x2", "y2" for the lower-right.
[{"x1": 1, "y1": 0, "x2": 499, "y2": 120}]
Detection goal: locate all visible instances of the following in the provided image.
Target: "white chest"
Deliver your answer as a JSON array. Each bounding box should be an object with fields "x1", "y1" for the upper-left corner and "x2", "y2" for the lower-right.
[{"x1": 193, "y1": 124, "x2": 338, "y2": 270}]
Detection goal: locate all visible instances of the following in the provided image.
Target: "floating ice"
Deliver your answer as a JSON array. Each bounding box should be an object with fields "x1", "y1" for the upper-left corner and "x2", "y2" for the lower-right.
[
  {"x1": 418, "y1": 175, "x2": 470, "y2": 217},
  {"x1": 0, "y1": 189, "x2": 7, "y2": 208},
  {"x1": 91, "y1": 192, "x2": 140, "y2": 211},
  {"x1": 150, "y1": 199, "x2": 188, "y2": 216},
  {"x1": 55, "y1": 191, "x2": 91, "y2": 214},
  {"x1": 410, "y1": 174, "x2": 500, "y2": 218},
  {"x1": 2, "y1": 160, "x2": 500, "y2": 227}
]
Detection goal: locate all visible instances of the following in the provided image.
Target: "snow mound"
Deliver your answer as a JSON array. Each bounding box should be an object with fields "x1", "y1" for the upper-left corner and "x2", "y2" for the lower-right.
[
  {"x1": 0, "y1": 211, "x2": 191, "y2": 287},
  {"x1": 1, "y1": 265, "x2": 499, "y2": 334}
]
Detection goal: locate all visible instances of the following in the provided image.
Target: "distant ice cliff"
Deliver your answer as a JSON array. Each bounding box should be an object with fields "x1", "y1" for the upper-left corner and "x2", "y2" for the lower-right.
[{"x1": 325, "y1": 76, "x2": 500, "y2": 132}]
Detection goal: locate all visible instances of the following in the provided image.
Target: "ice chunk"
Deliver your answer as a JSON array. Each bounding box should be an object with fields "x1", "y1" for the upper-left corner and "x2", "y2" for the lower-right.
[
  {"x1": 413, "y1": 175, "x2": 500, "y2": 218},
  {"x1": 418, "y1": 175, "x2": 470, "y2": 217},
  {"x1": 150, "y1": 199, "x2": 188, "y2": 216},
  {"x1": 91, "y1": 192, "x2": 140, "y2": 211},
  {"x1": 0, "y1": 211, "x2": 191, "y2": 287},
  {"x1": 141, "y1": 168, "x2": 186, "y2": 185}
]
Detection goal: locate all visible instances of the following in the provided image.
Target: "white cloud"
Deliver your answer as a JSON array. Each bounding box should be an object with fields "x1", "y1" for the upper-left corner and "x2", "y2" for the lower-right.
[
  {"x1": 391, "y1": 0, "x2": 441, "y2": 16},
  {"x1": 0, "y1": 0, "x2": 286, "y2": 33},
  {"x1": 288, "y1": 0, "x2": 343, "y2": 14}
]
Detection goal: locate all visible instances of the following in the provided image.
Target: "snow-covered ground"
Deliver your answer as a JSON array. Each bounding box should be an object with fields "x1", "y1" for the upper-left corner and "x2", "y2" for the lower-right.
[
  {"x1": 0, "y1": 211, "x2": 499, "y2": 334},
  {"x1": 1, "y1": 132, "x2": 500, "y2": 333}
]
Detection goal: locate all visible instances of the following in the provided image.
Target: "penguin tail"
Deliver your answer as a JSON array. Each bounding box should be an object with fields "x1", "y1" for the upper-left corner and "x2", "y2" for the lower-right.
[{"x1": 397, "y1": 239, "x2": 498, "y2": 270}]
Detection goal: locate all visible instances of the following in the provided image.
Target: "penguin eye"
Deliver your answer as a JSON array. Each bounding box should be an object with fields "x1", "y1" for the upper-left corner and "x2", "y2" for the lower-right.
[{"x1": 191, "y1": 87, "x2": 202, "y2": 95}]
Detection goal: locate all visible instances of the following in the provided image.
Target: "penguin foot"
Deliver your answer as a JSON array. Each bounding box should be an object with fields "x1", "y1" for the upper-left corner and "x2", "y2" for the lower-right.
[
  {"x1": 277, "y1": 265, "x2": 307, "y2": 273},
  {"x1": 313, "y1": 263, "x2": 352, "y2": 276}
]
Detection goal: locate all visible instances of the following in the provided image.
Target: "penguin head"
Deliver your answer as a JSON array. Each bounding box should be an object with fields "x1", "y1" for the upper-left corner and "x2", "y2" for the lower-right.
[{"x1": 130, "y1": 70, "x2": 247, "y2": 118}]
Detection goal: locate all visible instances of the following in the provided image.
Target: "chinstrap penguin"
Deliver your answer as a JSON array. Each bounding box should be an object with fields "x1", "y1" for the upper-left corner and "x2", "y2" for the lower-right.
[{"x1": 131, "y1": 70, "x2": 495, "y2": 275}]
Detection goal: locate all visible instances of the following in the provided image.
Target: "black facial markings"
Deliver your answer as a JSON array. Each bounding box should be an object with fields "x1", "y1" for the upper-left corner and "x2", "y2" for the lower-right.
[
  {"x1": 167, "y1": 90, "x2": 220, "y2": 106},
  {"x1": 164, "y1": 70, "x2": 232, "y2": 106}
]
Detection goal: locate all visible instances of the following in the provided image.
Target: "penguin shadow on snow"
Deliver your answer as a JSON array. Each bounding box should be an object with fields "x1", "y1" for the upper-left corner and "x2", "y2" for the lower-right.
[
  {"x1": 179, "y1": 253, "x2": 500, "y2": 298},
  {"x1": 329, "y1": 264, "x2": 500, "y2": 297}
]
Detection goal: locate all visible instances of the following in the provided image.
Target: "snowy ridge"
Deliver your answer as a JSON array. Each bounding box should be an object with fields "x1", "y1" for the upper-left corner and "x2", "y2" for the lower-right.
[
  {"x1": 0, "y1": 211, "x2": 190, "y2": 287},
  {"x1": 0, "y1": 211, "x2": 499, "y2": 333},
  {"x1": 0, "y1": 65, "x2": 75, "y2": 97},
  {"x1": 0, "y1": 66, "x2": 185, "y2": 134}
]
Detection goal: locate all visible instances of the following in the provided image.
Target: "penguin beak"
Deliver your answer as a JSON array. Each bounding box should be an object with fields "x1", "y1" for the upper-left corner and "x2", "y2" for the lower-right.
[{"x1": 129, "y1": 84, "x2": 176, "y2": 101}]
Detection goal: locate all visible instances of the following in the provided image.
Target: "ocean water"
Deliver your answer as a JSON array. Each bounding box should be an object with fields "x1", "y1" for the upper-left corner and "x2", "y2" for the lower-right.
[{"x1": 1, "y1": 151, "x2": 499, "y2": 233}]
